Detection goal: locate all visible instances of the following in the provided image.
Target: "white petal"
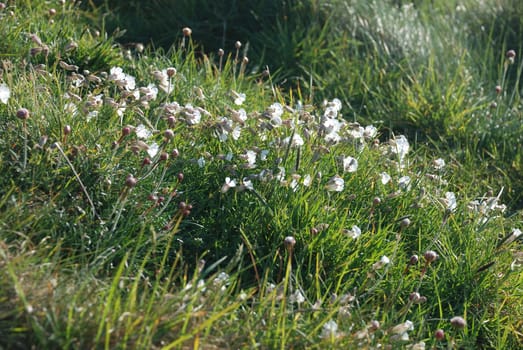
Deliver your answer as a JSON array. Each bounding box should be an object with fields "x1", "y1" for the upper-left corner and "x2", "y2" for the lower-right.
[{"x1": 0, "y1": 84, "x2": 11, "y2": 104}]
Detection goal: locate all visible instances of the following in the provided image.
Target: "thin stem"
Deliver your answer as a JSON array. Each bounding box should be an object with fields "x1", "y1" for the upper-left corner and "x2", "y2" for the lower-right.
[{"x1": 54, "y1": 142, "x2": 98, "y2": 219}]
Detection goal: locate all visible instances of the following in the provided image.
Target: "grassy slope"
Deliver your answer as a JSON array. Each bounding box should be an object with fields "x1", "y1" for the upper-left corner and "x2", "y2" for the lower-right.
[{"x1": 0, "y1": 1, "x2": 522, "y2": 349}]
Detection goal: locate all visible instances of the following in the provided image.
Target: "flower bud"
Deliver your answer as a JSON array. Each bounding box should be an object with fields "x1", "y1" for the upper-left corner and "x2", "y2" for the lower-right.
[
  {"x1": 16, "y1": 108, "x2": 30, "y2": 120},
  {"x1": 450, "y1": 316, "x2": 466, "y2": 329},
  {"x1": 400, "y1": 217, "x2": 411, "y2": 228},
  {"x1": 63, "y1": 125, "x2": 72, "y2": 135},
  {"x1": 434, "y1": 329, "x2": 445, "y2": 341},
  {"x1": 423, "y1": 250, "x2": 439, "y2": 263},
  {"x1": 506, "y1": 49, "x2": 516, "y2": 59},
  {"x1": 284, "y1": 236, "x2": 296, "y2": 250},
  {"x1": 177, "y1": 172, "x2": 184, "y2": 182},
  {"x1": 125, "y1": 174, "x2": 138, "y2": 188},
  {"x1": 166, "y1": 67, "x2": 176, "y2": 77},
  {"x1": 218, "y1": 48, "x2": 224, "y2": 57},
  {"x1": 159, "y1": 152, "x2": 169, "y2": 161},
  {"x1": 182, "y1": 27, "x2": 192, "y2": 37},
  {"x1": 235, "y1": 41, "x2": 242, "y2": 49},
  {"x1": 164, "y1": 129, "x2": 174, "y2": 140},
  {"x1": 409, "y1": 254, "x2": 419, "y2": 265},
  {"x1": 142, "y1": 157, "x2": 152, "y2": 166}
]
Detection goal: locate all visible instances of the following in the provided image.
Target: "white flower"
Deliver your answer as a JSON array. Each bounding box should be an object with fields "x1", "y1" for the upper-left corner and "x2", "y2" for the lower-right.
[
  {"x1": 140, "y1": 83, "x2": 158, "y2": 101},
  {"x1": 392, "y1": 320, "x2": 414, "y2": 334},
  {"x1": 260, "y1": 150, "x2": 269, "y2": 161},
  {"x1": 363, "y1": 125, "x2": 378, "y2": 139},
  {"x1": 433, "y1": 158, "x2": 446, "y2": 170},
  {"x1": 302, "y1": 174, "x2": 312, "y2": 187},
  {"x1": 86, "y1": 110, "x2": 98, "y2": 122},
  {"x1": 284, "y1": 133, "x2": 304, "y2": 147},
  {"x1": 244, "y1": 150, "x2": 257, "y2": 167},
  {"x1": 184, "y1": 104, "x2": 201, "y2": 125},
  {"x1": 290, "y1": 290, "x2": 305, "y2": 304},
  {"x1": 398, "y1": 176, "x2": 411, "y2": 190},
  {"x1": 221, "y1": 177, "x2": 236, "y2": 193},
  {"x1": 197, "y1": 157, "x2": 206, "y2": 168},
  {"x1": 325, "y1": 175, "x2": 344, "y2": 192},
  {"x1": 240, "y1": 177, "x2": 254, "y2": 191},
  {"x1": 504, "y1": 228, "x2": 522, "y2": 245},
  {"x1": 380, "y1": 172, "x2": 391, "y2": 185},
  {"x1": 232, "y1": 91, "x2": 246, "y2": 105},
  {"x1": 372, "y1": 255, "x2": 390, "y2": 270},
  {"x1": 135, "y1": 124, "x2": 152, "y2": 139},
  {"x1": 322, "y1": 117, "x2": 342, "y2": 135},
  {"x1": 409, "y1": 341, "x2": 426, "y2": 350},
  {"x1": 267, "y1": 103, "x2": 283, "y2": 120},
  {"x1": 231, "y1": 108, "x2": 247, "y2": 124},
  {"x1": 320, "y1": 319, "x2": 338, "y2": 339},
  {"x1": 147, "y1": 142, "x2": 159, "y2": 158},
  {"x1": 342, "y1": 156, "x2": 358, "y2": 173},
  {"x1": 1, "y1": 83, "x2": 12, "y2": 104},
  {"x1": 390, "y1": 135, "x2": 410, "y2": 166},
  {"x1": 213, "y1": 272, "x2": 230, "y2": 287},
  {"x1": 442, "y1": 192, "x2": 457, "y2": 211},
  {"x1": 231, "y1": 126, "x2": 241, "y2": 140},
  {"x1": 344, "y1": 225, "x2": 361, "y2": 239}
]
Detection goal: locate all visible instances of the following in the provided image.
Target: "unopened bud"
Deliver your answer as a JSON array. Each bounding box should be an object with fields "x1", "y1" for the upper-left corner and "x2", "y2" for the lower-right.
[
  {"x1": 450, "y1": 316, "x2": 466, "y2": 329},
  {"x1": 16, "y1": 108, "x2": 30, "y2": 120},
  {"x1": 423, "y1": 250, "x2": 438, "y2": 263},
  {"x1": 164, "y1": 129, "x2": 174, "y2": 140},
  {"x1": 125, "y1": 174, "x2": 138, "y2": 188},
  {"x1": 166, "y1": 67, "x2": 176, "y2": 77},
  {"x1": 434, "y1": 329, "x2": 445, "y2": 341},
  {"x1": 284, "y1": 236, "x2": 296, "y2": 250},
  {"x1": 182, "y1": 27, "x2": 192, "y2": 37}
]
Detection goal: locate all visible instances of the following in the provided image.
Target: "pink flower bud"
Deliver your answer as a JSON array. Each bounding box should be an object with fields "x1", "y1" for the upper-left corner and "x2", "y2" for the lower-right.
[
  {"x1": 16, "y1": 108, "x2": 30, "y2": 120},
  {"x1": 434, "y1": 329, "x2": 445, "y2": 341}
]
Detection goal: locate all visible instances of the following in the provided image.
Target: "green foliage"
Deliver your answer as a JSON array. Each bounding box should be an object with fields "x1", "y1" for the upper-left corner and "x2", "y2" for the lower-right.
[{"x1": 0, "y1": 1, "x2": 522, "y2": 349}]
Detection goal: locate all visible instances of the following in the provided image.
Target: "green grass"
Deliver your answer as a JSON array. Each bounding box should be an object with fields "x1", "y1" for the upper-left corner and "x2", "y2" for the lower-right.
[{"x1": 0, "y1": 0, "x2": 522, "y2": 349}]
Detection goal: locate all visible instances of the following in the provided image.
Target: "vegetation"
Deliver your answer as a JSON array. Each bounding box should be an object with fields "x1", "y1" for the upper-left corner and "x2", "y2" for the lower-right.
[{"x1": 0, "y1": 0, "x2": 522, "y2": 349}]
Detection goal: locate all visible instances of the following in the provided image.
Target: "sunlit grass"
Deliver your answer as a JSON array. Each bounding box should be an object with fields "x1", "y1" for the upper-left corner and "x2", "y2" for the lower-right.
[{"x1": 0, "y1": 1, "x2": 522, "y2": 349}]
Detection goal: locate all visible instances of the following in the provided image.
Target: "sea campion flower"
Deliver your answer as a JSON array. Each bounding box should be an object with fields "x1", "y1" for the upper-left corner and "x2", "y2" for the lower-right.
[
  {"x1": 221, "y1": 177, "x2": 236, "y2": 193},
  {"x1": 231, "y1": 91, "x2": 246, "y2": 105},
  {"x1": 320, "y1": 319, "x2": 338, "y2": 339},
  {"x1": 343, "y1": 225, "x2": 361, "y2": 239},
  {"x1": 146, "y1": 142, "x2": 159, "y2": 158},
  {"x1": 135, "y1": 124, "x2": 152, "y2": 139},
  {"x1": 398, "y1": 175, "x2": 411, "y2": 190},
  {"x1": 0, "y1": 83, "x2": 10, "y2": 104},
  {"x1": 433, "y1": 158, "x2": 446, "y2": 170},
  {"x1": 325, "y1": 175, "x2": 344, "y2": 192},
  {"x1": 183, "y1": 104, "x2": 202, "y2": 125},
  {"x1": 391, "y1": 320, "x2": 414, "y2": 341},
  {"x1": 108, "y1": 67, "x2": 136, "y2": 90},
  {"x1": 441, "y1": 192, "x2": 457, "y2": 211},
  {"x1": 372, "y1": 255, "x2": 390, "y2": 270},
  {"x1": 389, "y1": 135, "x2": 410, "y2": 168},
  {"x1": 284, "y1": 133, "x2": 304, "y2": 147},
  {"x1": 380, "y1": 172, "x2": 391, "y2": 185},
  {"x1": 341, "y1": 156, "x2": 358, "y2": 173}
]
